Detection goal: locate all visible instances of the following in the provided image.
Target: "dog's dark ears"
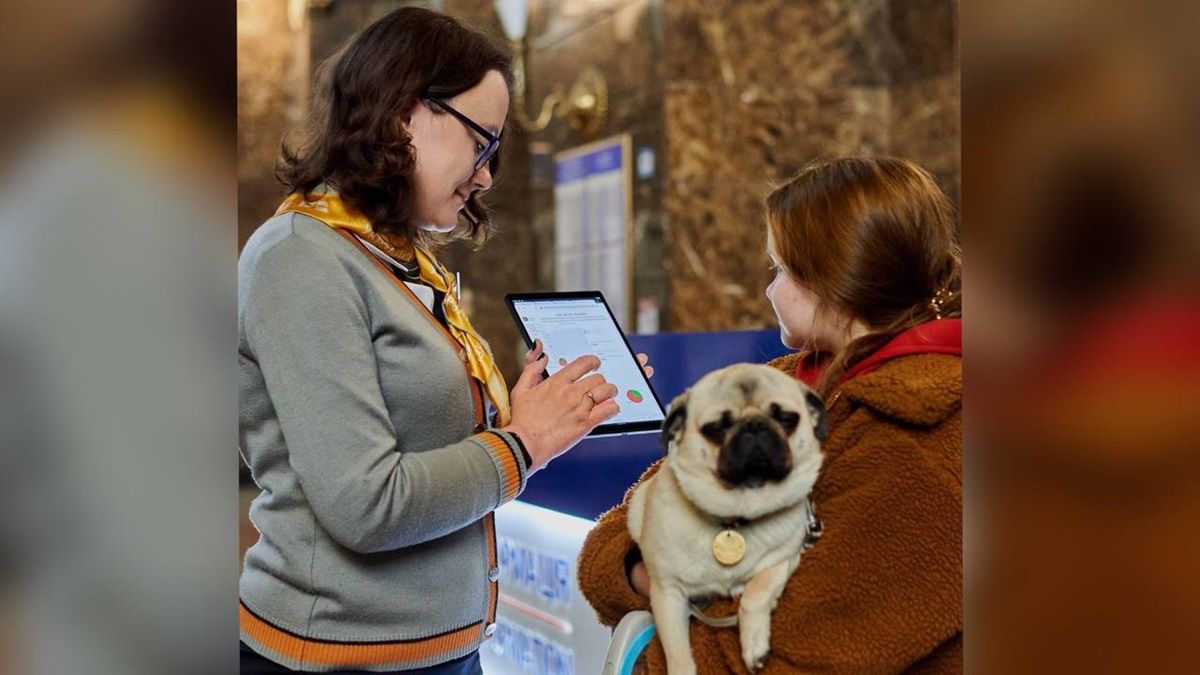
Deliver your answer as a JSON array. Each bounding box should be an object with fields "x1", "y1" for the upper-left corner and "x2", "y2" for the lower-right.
[
  {"x1": 805, "y1": 390, "x2": 829, "y2": 441},
  {"x1": 661, "y1": 391, "x2": 690, "y2": 451}
]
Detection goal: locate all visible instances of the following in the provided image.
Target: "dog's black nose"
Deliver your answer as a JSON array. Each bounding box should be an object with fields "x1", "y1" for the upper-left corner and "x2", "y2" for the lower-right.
[{"x1": 716, "y1": 417, "x2": 792, "y2": 488}]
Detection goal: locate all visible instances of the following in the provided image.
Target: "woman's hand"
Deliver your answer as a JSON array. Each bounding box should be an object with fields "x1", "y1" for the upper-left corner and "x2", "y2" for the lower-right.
[
  {"x1": 527, "y1": 344, "x2": 651, "y2": 377},
  {"x1": 636, "y1": 353, "x2": 654, "y2": 379},
  {"x1": 502, "y1": 340, "x2": 619, "y2": 472}
]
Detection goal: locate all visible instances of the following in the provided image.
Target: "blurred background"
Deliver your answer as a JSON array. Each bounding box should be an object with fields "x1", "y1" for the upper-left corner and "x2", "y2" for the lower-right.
[
  {"x1": 962, "y1": 0, "x2": 1200, "y2": 671},
  {"x1": 0, "y1": 2, "x2": 237, "y2": 674}
]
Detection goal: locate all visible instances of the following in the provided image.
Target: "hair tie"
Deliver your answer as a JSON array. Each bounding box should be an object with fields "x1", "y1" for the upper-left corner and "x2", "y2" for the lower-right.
[{"x1": 930, "y1": 287, "x2": 951, "y2": 320}]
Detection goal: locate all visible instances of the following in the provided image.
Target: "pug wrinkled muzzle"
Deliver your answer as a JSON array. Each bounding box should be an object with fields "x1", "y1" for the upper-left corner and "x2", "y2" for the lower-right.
[{"x1": 716, "y1": 415, "x2": 793, "y2": 488}]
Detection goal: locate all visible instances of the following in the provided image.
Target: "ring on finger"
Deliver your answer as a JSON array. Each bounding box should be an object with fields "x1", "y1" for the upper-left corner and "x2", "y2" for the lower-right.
[{"x1": 585, "y1": 391, "x2": 596, "y2": 406}]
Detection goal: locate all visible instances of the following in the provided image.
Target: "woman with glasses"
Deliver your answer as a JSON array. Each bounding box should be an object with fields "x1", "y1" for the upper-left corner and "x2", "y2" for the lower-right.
[{"x1": 237, "y1": 8, "x2": 632, "y2": 673}]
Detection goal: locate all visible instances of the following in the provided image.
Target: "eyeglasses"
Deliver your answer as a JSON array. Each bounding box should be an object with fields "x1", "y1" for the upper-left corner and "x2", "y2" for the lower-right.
[{"x1": 425, "y1": 97, "x2": 500, "y2": 173}]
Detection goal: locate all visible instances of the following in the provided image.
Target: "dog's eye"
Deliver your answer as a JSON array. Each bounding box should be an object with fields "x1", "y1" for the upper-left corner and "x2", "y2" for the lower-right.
[
  {"x1": 700, "y1": 411, "x2": 734, "y2": 443},
  {"x1": 770, "y1": 403, "x2": 801, "y2": 433},
  {"x1": 700, "y1": 421, "x2": 726, "y2": 444}
]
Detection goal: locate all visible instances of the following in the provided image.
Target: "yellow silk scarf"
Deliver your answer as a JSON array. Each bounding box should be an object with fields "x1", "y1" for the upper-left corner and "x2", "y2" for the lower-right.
[{"x1": 275, "y1": 191, "x2": 511, "y2": 426}]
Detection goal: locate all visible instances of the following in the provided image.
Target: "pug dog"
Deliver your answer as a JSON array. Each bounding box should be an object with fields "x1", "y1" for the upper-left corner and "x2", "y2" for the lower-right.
[{"x1": 628, "y1": 363, "x2": 827, "y2": 675}]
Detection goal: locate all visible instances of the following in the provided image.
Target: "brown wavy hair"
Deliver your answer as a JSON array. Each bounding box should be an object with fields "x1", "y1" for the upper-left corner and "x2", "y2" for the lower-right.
[
  {"x1": 766, "y1": 157, "x2": 962, "y2": 395},
  {"x1": 276, "y1": 7, "x2": 512, "y2": 246}
]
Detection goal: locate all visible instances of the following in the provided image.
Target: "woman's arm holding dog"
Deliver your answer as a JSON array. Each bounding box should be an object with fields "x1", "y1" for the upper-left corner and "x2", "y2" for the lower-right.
[{"x1": 577, "y1": 459, "x2": 664, "y2": 627}]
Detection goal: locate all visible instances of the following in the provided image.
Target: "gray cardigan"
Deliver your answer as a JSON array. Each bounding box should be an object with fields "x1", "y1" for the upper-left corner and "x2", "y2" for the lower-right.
[{"x1": 238, "y1": 212, "x2": 529, "y2": 672}]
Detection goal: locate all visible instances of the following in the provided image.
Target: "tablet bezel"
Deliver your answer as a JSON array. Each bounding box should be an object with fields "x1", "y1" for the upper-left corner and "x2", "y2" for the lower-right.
[{"x1": 505, "y1": 291, "x2": 666, "y2": 436}]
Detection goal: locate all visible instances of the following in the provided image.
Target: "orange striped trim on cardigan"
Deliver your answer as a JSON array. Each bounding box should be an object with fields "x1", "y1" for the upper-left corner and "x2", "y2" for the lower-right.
[
  {"x1": 483, "y1": 511, "x2": 500, "y2": 628},
  {"x1": 239, "y1": 601, "x2": 482, "y2": 668},
  {"x1": 473, "y1": 431, "x2": 524, "y2": 504}
]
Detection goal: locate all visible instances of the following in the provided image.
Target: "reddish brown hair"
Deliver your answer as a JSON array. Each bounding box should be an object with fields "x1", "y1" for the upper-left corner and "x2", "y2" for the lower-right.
[{"x1": 766, "y1": 157, "x2": 961, "y2": 395}]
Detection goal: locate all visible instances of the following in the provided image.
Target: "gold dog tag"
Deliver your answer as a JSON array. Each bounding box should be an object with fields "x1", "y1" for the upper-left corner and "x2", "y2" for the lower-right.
[{"x1": 712, "y1": 529, "x2": 746, "y2": 566}]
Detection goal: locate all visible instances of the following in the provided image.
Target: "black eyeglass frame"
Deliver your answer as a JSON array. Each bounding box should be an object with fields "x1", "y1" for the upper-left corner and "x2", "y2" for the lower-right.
[{"x1": 425, "y1": 97, "x2": 501, "y2": 173}]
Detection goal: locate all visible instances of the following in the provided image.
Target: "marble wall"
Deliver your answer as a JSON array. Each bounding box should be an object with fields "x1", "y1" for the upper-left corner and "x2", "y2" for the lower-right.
[
  {"x1": 510, "y1": 0, "x2": 669, "y2": 371},
  {"x1": 236, "y1": 0, "x2": 309, "y2": 250},
  {"x1": 661, "y1": 0, "x2": 959, "y2": 331},
  {"x1": 236, "y1": 0, "x2": 958, "y2": 380}
]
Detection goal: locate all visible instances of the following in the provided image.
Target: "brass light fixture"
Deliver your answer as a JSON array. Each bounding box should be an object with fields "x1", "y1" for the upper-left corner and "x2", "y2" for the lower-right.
[{"x1": 494, "y1": 0, "x2": 608, "y2": 135}]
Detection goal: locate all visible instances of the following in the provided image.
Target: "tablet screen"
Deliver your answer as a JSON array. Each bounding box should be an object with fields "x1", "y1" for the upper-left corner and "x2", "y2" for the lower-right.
[{"x1": 507, "y1": 293, "x2": 665, "y2": 433}]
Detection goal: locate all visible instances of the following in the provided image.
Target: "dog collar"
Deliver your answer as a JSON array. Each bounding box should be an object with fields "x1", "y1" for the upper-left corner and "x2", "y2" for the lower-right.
[
  {"x1": 710, "y1": 500, "x2": 823, "y2": 567},
  {"x1": 801, "y1": 499, "x2": 824, "y2": 551},
  {"x1": 716, "y1": 499, "x2": 822, "y2": 545}
]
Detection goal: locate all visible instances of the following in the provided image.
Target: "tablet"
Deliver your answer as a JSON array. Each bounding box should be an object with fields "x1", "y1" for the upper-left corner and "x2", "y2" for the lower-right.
[{"x1": 506, "y1": 291, "x2": 666, "y2": 436}]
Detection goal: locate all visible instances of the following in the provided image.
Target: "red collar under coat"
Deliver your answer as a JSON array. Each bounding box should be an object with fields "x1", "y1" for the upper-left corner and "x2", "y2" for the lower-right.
[{"x1": 793, "y1": 319, "x2": 962, "y2": 386}]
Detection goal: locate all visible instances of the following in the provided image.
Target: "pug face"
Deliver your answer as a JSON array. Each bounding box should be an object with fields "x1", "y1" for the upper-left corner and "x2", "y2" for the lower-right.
[{"x1": 661, "y1": 364, "x2": 826, "y2": 520}]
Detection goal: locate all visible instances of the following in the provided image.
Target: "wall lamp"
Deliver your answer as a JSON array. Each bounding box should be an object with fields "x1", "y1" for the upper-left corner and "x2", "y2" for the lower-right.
[{"x1": 494, "y1": 0, "x2": 608, "y2": 135}]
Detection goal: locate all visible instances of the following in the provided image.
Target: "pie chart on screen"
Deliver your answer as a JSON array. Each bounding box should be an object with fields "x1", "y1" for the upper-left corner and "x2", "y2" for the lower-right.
[{"x1": 626, "y1": 389, "x2": 644, "y2": 403}]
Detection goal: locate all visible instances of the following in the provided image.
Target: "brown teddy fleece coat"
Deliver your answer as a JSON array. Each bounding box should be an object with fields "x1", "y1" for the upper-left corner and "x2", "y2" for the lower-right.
[{"x1": 577, "y1": 352, "x2": 963, "y2": 674}]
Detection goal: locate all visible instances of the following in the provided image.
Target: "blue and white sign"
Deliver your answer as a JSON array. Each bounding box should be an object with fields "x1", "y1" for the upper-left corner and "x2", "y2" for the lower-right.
[
  {"x1": 481, "y1": 501, "x2": 612, "y2": 675},
  {"x1": 554, "y1": 135, "x2": 632, "y2": 329}
]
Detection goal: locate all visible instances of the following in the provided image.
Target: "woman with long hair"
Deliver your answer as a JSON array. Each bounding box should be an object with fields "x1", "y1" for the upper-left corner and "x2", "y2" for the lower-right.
[
  {"x1": 238, "y1": 8, "x2": 629, "y2": 673},
  {"x1": 578, "y1": 156, "x2": 963, "y2": 673}
]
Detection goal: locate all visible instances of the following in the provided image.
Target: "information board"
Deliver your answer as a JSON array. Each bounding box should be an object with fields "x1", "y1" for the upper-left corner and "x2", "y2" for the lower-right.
[{"x1": 553, "y1": 135, "x2": 633, "y2": 328}]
